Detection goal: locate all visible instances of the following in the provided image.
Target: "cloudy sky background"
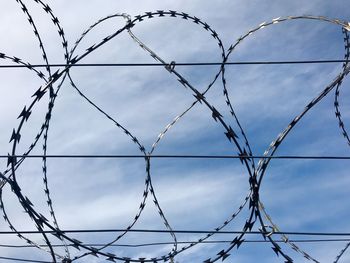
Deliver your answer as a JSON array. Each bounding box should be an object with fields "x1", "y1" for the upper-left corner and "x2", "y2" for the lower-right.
[{"x1": 1, "y1": 0, "x2": 350, "y2": 262}]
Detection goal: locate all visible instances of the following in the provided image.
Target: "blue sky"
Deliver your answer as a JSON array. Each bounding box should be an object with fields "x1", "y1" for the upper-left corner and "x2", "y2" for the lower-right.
[{"x1": 0, "y1": 0, "x2": 350, "y2": 262}]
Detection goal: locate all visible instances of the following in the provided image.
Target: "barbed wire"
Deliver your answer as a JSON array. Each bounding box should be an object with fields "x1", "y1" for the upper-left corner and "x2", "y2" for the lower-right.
[{"x1": 0, "y1": 1, "x2": 350, "y2": 262}]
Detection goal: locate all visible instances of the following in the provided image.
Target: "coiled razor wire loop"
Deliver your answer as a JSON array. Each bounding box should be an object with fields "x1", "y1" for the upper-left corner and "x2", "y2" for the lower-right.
[
  {"x1": 221, "y1": 15, "x2": 350, "y2": 262},
  {"x1": 125, "y1": 12, "x2": 254, "y2": 256},
  {"x1": 0, "y1": 9, "x2": 252, "y2": 262},
  {"x1": 64, "y1": 11, "x2": 254, "y2": 262},
  {"x1": 0, "y1": 2, "x2": 350, "y2": 262},
  {"x1": 223, "y1": 17, "x2": 350, "y2": 263},
  {"x1": 1, "y1": 9, "x2": 256, "y2": 262}
]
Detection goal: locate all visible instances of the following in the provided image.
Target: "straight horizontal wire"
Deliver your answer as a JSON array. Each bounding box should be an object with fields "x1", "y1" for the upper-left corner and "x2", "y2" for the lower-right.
[
  {"x1": 1, "y1": 229, "x2": 350, "y2": 236},
  {"x1": 0, "y1": 256, "x2": 50, "y2": 263},
  {"x1": 3, "y1": 238, "x2": 350, "y2": 263},
  {"x1": 1, "y1": 239, "x2": 350, "y2": 249},
  {"x1": 1, "y1": 154, "x2": 350, "y2": 159},
  {"x1": 0, "y1": 60, "x2": 347, "y2": 68}
]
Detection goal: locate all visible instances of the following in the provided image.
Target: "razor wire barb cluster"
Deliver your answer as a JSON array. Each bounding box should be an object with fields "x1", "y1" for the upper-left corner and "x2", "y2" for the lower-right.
[{"x1": 0, "y1": 1, "x2": 350, "y2": 262}]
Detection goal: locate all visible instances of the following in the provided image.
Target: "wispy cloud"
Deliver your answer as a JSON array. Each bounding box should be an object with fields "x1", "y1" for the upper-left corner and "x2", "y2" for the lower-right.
[{"x1": 1, "y1": 0, "x2": 350, "y2": 262}]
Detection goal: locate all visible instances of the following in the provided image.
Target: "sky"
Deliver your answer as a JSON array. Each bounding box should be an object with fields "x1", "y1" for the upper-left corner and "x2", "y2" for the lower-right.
[{"x1": 0, "y1": 0, "x2": 350, "y2": 262}]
